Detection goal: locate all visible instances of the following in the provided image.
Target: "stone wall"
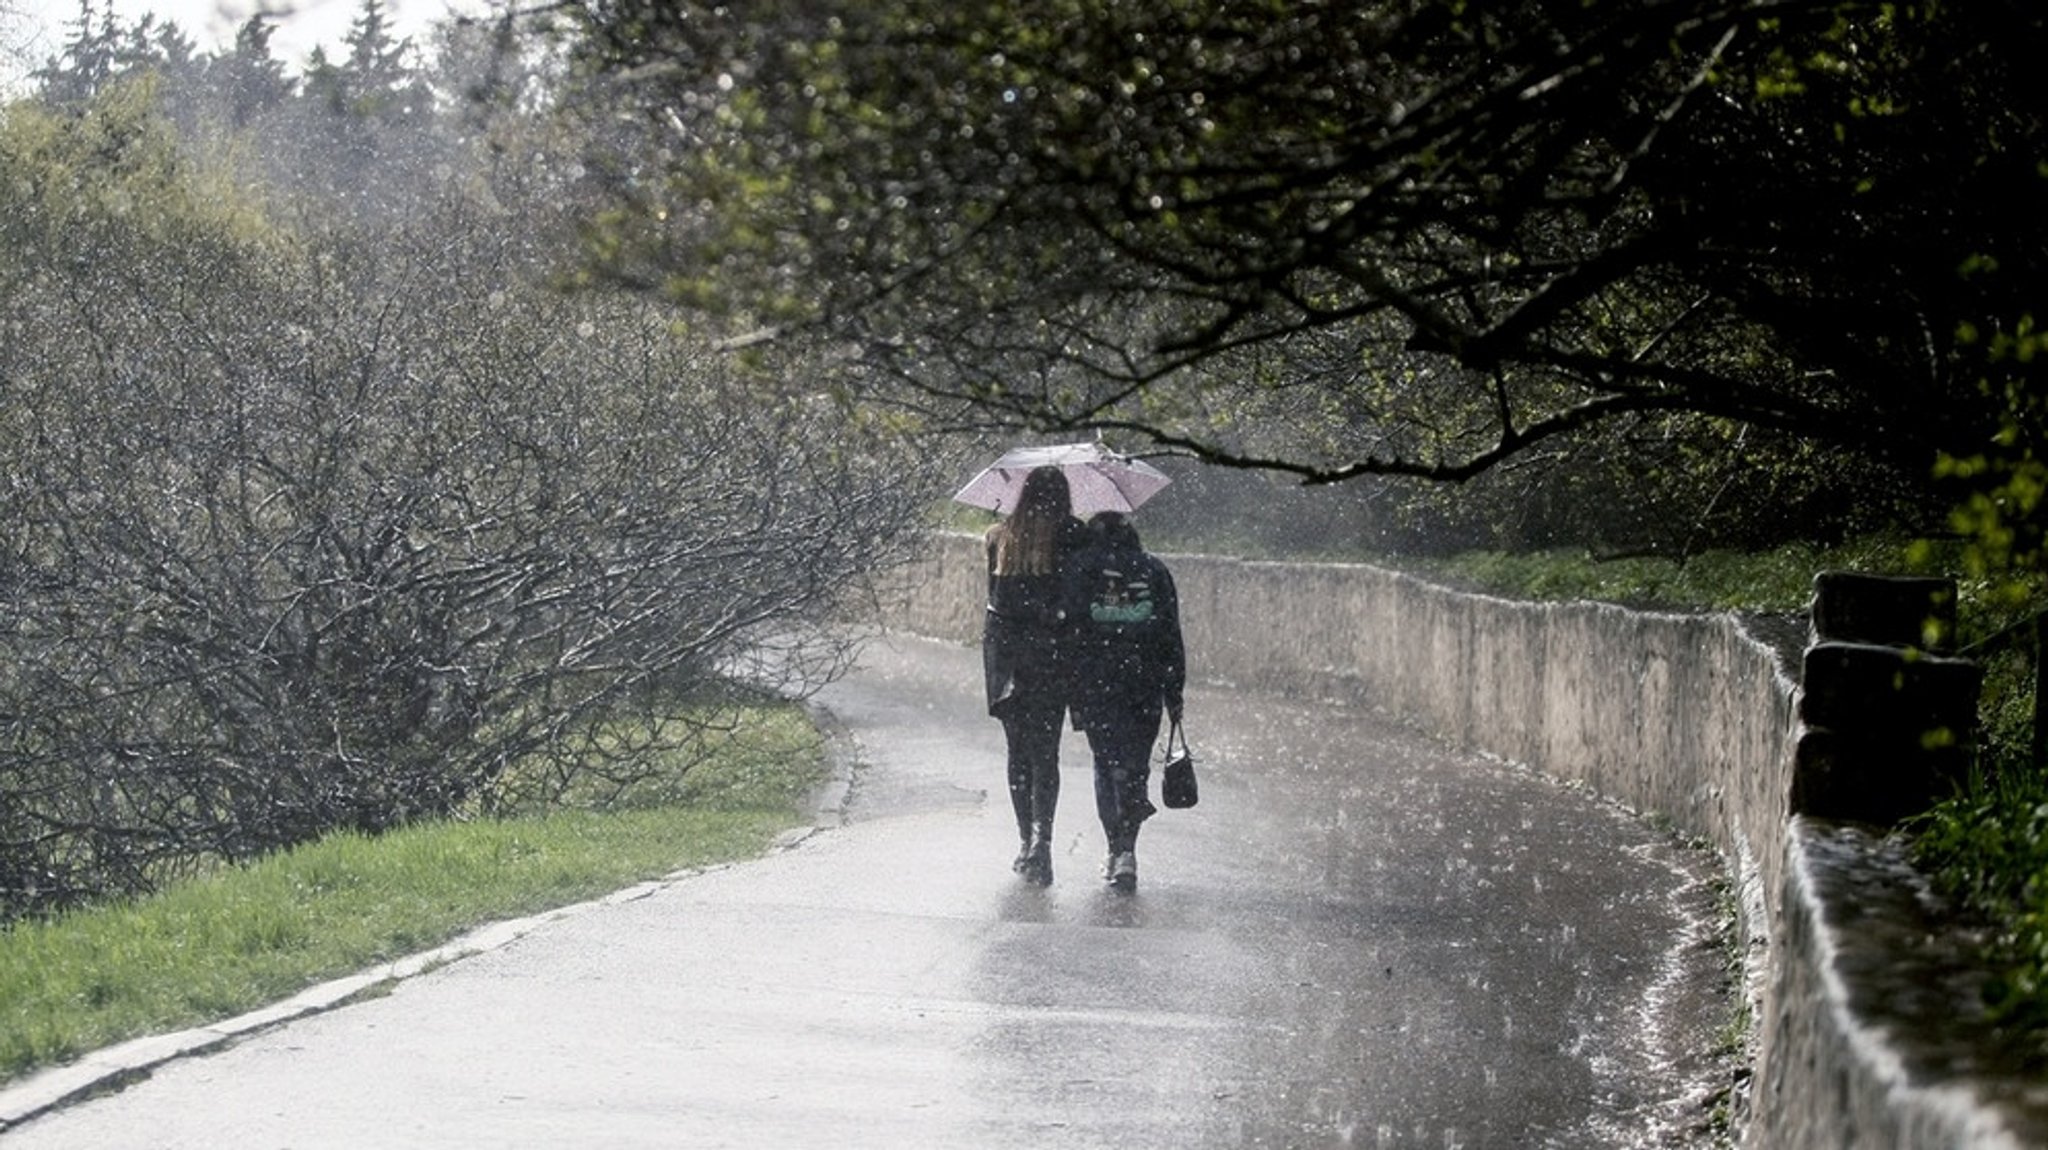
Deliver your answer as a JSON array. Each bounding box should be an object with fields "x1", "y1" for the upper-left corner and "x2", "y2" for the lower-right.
[
  {"x1": 894, "y1": 534, "x2": 1797, "y2": 928},
  {"x1": 888, "y1": 533, "x2": 2048, "y2": 1147}
]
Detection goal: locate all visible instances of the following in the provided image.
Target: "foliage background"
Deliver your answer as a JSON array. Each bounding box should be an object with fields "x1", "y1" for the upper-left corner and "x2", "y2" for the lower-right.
[{"x1": 0, "y1": 1, "x2": 943, "y2": 921}]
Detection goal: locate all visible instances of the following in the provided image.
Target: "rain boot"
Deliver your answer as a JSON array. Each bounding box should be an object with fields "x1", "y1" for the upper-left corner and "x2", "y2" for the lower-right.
[
  {"x1": 1104, "y1": 827, "x2": 1138, "y2": 894},
  {"x1": 1008, "y1": 764, "x2": 1038, "y2": 876},
  {"x1": 1107, "y1": 848, "x2": 1137, "y2": 894},
  {"x1": 1021, "y1": 822, "x2": 1054, "y2": 886}
]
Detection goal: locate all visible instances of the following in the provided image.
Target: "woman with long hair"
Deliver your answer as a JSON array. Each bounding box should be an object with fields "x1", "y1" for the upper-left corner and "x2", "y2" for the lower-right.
[{"x1": 983, "y1": 466, "x2": 1086, "y2": 885}]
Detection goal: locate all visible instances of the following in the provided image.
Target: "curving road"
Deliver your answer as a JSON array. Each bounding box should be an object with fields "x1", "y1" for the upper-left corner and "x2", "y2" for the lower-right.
[{"x1": 3, "y1": 634, "x2": 1740, "y2": 1148}]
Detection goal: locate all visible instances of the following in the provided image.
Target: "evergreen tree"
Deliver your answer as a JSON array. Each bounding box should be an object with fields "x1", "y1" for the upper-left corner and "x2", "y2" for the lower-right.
[
  {"x1": 208, "y1": 15, "x2": 294, "y2": 130},
  {"x1": 343, "y1": 0, "x2": 411, "y2": 112},
  {"x1": 33, "y1": 0, "x2": 117, "y2": 107},
  {"x1": 277, "y1": 0, "x2": 442, "y2": 220}
]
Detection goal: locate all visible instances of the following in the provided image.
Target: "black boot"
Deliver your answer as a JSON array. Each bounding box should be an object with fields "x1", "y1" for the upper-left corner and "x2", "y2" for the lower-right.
[
  {"x1": 1019, "y1": 824, "x2": 1054, "y2": 886},
  {"x1": 1107, "y1": 848, "x2": 1136, "y2": 894}
]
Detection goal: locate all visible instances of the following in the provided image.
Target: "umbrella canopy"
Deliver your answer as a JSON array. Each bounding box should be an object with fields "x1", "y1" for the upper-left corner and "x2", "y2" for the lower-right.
[{"x1": 952, "y1": 442, "x2": 1171, "y2": 517}]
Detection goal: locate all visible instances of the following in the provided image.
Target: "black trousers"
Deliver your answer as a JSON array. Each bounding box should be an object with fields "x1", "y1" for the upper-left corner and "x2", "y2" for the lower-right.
[
  {"x1": 1083, "y1": 709, "x2": 1162, "y2": 855},
  {"x1": 1001, "y1": 697, "x2": 1064, "y2": 839}
]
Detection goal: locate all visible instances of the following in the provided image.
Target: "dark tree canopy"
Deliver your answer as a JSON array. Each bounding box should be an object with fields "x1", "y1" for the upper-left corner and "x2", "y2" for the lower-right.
[{"x1": 560, "y1": 0, "x2": 2045, "y2": 511}]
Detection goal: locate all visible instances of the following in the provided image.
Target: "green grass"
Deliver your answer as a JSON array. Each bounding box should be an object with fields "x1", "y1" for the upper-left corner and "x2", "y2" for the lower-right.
[
  {"x1": 1396, "y1": 538, "x2": 1964, "y2": 615},
  {"x1": 1909, "y1": 763, "x2": 2048, "y2": 1057},
  {"x1": 1149, "y1": 525, "x2": 2002, "y2": 619},
  {"x1": 1910, "y1": 656, "x2": 2048, "y2": 1065},
  {"x1": 0, "y1": 702, "x2": 827, "y2": 1085}
]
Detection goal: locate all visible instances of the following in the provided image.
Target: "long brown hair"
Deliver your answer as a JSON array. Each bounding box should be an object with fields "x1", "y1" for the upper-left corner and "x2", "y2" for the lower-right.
[{"x1": 989, "y1": 466, "x2": 1071, "y2": 576}]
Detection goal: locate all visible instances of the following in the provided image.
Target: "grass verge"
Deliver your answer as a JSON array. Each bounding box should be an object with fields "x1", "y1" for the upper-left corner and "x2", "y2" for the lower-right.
[
  {"x1": 1909, "y1": 764, "x2": 2048, "y2": 1057},
  {"x1": 1393, "y1": 538, "x2": 1973, "y2": 615},
  {"x1": 0, "y1": 701, "x2": 826, "y2": 1085}
]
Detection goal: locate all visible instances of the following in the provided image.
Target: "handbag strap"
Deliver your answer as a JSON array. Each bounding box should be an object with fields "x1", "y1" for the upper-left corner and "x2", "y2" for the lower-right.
[{"x1": 1165, "y1": 718, "x2": 1188, "y2": 759}]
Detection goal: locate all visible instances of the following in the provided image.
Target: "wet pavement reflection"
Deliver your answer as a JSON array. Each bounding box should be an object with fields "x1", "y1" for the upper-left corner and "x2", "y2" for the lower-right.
[{"x1": 4, "y1": 634, "x2": 1740, "y2": 1148}]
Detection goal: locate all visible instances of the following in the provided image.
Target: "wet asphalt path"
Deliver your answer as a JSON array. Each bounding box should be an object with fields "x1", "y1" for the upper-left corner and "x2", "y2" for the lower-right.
[{"x1": 3, "y1": 634, "x2": 1737, "y2": 1148}]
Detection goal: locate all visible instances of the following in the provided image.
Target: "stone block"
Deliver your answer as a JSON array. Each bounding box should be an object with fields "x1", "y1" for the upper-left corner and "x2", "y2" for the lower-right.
[
  {"x1": 1794, "y1": 641, "x2": 1980, "y2": 824},
  {"x1": 1798, "y1": 642, "x2": 1983, "y2": 734},
  {"x1": 1791, "y1": 727, "x2": 1974, "y2": 824},
  {"x1": 1811, "y1": 571, "x2": 1958, "y2": 653}
]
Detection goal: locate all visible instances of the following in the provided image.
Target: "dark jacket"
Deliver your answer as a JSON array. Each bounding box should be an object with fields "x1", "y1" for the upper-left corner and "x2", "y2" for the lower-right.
[
  {"x1": 981, "y1": 518, "x2": 1086, "y2": 716},
  {"x1": 1060, "y1": 534, "x2": 1185, "y2": 732}
]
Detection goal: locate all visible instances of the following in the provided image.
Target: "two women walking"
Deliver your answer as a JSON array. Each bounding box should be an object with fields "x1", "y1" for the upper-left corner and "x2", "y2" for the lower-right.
[{"x1": 980, "y1": 465, "x2": 1186, "y2": 893}]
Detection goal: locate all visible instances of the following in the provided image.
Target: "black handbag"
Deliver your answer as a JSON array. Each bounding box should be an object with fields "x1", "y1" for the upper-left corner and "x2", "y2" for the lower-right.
[{"x1": 1161, "y1": 720, "x2": 1198, "y2": 809}]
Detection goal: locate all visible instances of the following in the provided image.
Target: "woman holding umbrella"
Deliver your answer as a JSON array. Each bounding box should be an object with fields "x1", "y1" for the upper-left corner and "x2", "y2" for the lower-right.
[{"x1": 981, "y1": 465, "x2": 1087, "y2": 885}]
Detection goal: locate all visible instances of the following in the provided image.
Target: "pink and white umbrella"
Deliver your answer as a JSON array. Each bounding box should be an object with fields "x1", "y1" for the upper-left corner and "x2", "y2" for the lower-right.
[{"x1": 952, "y1": 442, "x2": 1171, "y2": 517}]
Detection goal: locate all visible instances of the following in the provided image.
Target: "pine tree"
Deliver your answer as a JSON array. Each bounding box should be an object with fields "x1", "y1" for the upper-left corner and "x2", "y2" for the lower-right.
[
  {"x1": 343, "y1": 0, "x2": 413, "y2": 117},
  {"x1": 210, "y1": 15, "x2": 295, "y2": 130},
  {"x1": 34, "y1": 0, "x2": 117, "y2": 107}
]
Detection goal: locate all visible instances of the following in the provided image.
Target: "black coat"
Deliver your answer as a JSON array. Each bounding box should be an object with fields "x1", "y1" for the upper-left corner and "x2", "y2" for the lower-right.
[
  {"x1": 981, "y1": 519, "x2": 1086, "y2": 716},
  {"x1": 1060, "y1": 537, "x2": 1185, "y2": 732}
]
